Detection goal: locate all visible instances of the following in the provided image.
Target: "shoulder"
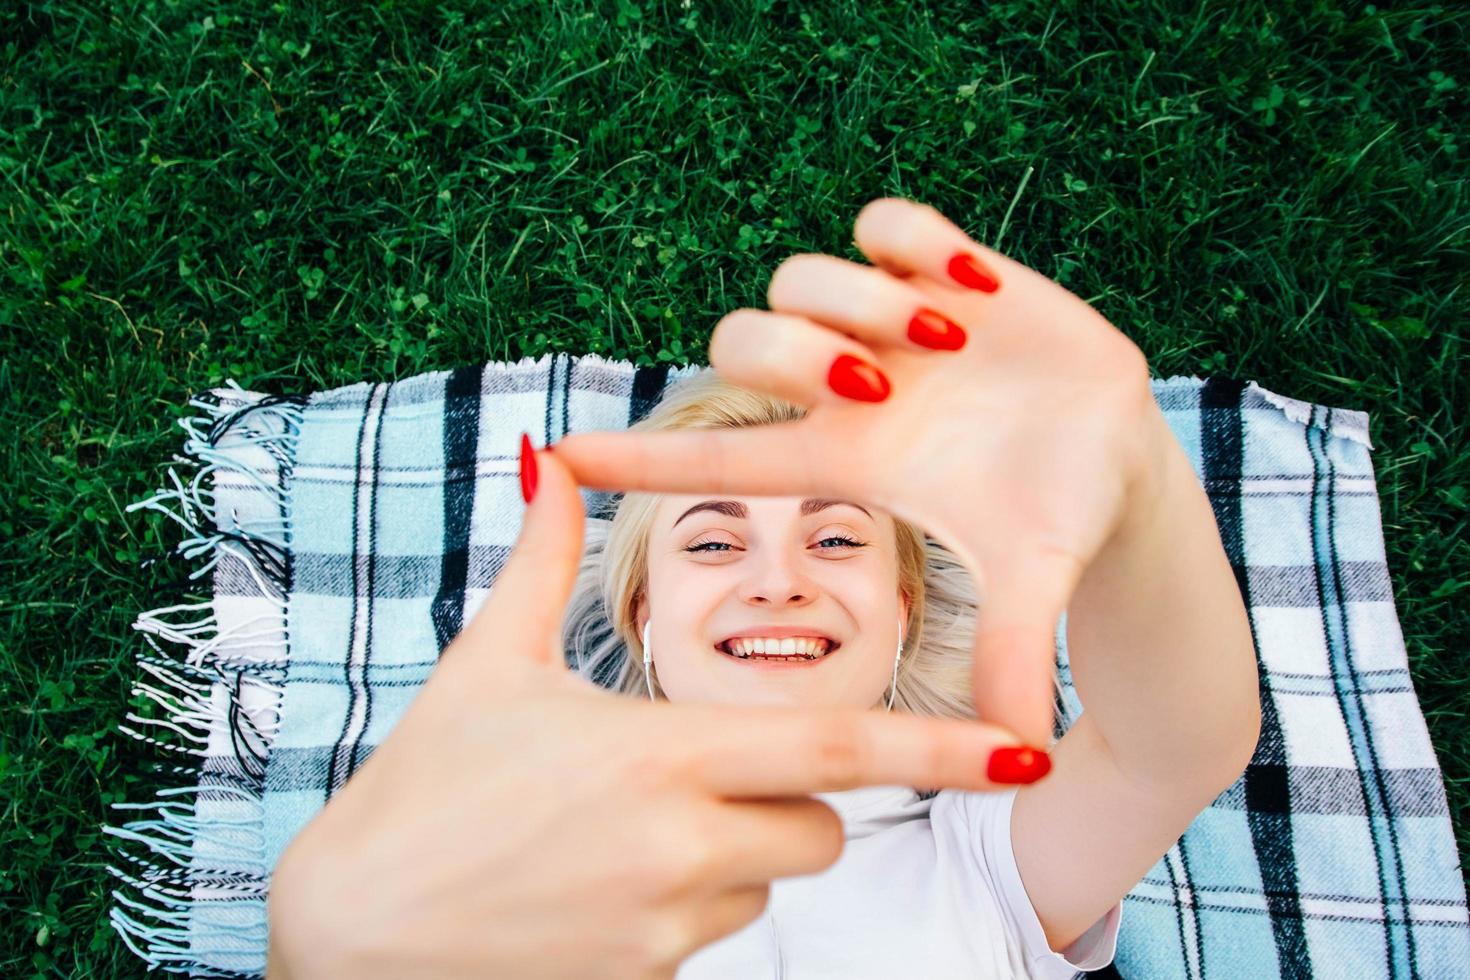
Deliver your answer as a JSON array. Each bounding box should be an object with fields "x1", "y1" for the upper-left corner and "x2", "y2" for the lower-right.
[{"x1": 933, "y1": 789, "x2": 1124, "y2": 978}]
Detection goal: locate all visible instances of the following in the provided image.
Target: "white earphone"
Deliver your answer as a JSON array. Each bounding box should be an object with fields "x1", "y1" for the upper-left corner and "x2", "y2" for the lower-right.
[{"x1": 642, "y1": 615, "x2": 906, "y2": 710}]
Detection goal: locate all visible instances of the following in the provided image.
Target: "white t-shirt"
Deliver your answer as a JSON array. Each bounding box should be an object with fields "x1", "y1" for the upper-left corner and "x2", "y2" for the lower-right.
[{"x1": 676, "y1": 783, "x2": 1123, "y2": 979}]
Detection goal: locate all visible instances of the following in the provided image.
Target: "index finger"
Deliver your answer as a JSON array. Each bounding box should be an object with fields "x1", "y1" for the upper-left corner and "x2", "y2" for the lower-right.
[
  {"x1": 549, "y1": 422, "x2": 840, "y2": 501},
  {"x1": 662, "y1": 702, "x2": 1051, "y2": 797}
]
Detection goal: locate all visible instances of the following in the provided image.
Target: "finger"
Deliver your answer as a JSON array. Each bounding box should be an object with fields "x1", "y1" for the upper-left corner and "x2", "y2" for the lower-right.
[
  {"x1": 853, "y1": 197, "x2": 1019, "y2": 294},
  {"x1": 766, "y1": 254, "x2": 971, "y2": 353},
  {"x1": 676, "y1": 885, "x2": 772, "y2": 963},
  {"x1": 708, "y1": 308, "x2": 897, "y2": 406},
  {"x1": 665, "y1": 701, "x2": 1039, "y2": 798},
  {"x1": 448, "y1": 438, "x2": 585, "y2": 671},
  {"x1": 969, "y1": 543, "x2": 1088, "y2": 750},
  {"x1": 676, "y1": 798, "x2": 843, "y2": 894},
  {"x1": 546, "y1": 423, "x2": 855, "y2": 504}
]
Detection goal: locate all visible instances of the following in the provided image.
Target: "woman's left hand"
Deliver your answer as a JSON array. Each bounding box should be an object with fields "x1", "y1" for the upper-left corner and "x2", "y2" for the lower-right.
[{"x1": 551, "y1": 197, "x2": 1180, "y2": 750}]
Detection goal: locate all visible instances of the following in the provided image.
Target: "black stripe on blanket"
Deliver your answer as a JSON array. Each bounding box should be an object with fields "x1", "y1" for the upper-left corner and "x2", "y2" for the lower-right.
[
  {"x1": 432, "y1": 365, "x2": 486, "y2": 653},
  {"x1": 629, "y1": 363, "x2": 671, "y2": 427},
  {"x1": 545, "y1": 350, "x2": 561, "y2": 447},
  {"x1": 1308, "y1": 404, "x2": 1419, "y2": 977},
  {"x1": 1208, "y1": 378, "x2": 1304, "y2": 978},
  {"x1": 327, "y1": 382, "x2": 390, "y2": 798}
]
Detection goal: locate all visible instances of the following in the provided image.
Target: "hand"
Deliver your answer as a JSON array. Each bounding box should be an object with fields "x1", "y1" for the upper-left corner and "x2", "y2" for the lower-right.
[
  {"x1": 550, "y1": 197, "x2": 1173, "y2": 750},
  {"x1": 266, "y1": 445, "x2": 1043, "y2": 980}
]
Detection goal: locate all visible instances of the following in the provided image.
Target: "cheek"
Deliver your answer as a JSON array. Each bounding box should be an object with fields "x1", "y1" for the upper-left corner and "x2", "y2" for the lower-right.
[{"x1": 647, "y1": 568, "x2": 725, "y2": 637}]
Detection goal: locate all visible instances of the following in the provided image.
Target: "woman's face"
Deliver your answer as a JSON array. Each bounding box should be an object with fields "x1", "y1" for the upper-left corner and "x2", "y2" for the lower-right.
[{"x1": 635, "y1": 494, "x2": 910, "y2": 710}]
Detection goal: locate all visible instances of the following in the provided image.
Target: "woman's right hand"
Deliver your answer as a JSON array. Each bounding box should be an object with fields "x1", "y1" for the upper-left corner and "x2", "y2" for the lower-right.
[{"x1": 265, "y1": 443, "x2": 1038, "y2": 980}]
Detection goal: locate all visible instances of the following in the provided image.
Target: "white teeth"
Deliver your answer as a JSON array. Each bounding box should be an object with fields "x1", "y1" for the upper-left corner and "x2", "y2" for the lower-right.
[{"x1": 722, "y1": 637, "x2": 832, "y2": 659}]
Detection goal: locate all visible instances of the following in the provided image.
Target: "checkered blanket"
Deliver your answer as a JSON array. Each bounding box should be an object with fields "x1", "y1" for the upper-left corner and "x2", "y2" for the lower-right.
[{"x1": 103, "y1": 353, "x2": 1470, "y2": 978}]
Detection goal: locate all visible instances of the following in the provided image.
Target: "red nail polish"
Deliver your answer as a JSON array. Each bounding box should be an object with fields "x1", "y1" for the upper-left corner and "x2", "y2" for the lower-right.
[
  {"x1": 908, "y1": 309, "x2": 967, "y2": 350},
  {"x1": 519, "y1": 432, "x2": 539, "y2": 503},
  {"x1": 828, "y1": 353, "x2": 891, "y2": 402},
  {"x1": 948, "y1": 253, "x2": 1000, "y2": 293},
  {"x1": 988, "y1": 746, "x2": 1052, "y2": 784}
]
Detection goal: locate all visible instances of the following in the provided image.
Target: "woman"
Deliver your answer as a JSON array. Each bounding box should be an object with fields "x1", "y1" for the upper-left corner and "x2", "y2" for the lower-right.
[
  {"x1": 560, "y1": 369, "x2": 1117, "y2": 977},
  {"x1": 267, "y1": 197, "x2": 1260, "y2": 979}
]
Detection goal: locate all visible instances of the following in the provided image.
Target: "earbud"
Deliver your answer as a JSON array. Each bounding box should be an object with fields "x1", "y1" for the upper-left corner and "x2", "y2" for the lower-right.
[
  {"x1": 887, "y1": 614, "x2": 904, "y2": 711},
  {"x1": 642, "y1": 620, "x2": 654, "y2": 701}
]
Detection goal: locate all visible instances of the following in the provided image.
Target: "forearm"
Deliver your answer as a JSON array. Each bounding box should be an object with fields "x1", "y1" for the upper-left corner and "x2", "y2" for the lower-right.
[{"x1": 1065, "y1": 407, "x2": 1262, "y2": 787}]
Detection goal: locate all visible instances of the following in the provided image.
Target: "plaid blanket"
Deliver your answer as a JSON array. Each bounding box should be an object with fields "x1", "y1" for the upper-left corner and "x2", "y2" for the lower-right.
[{"x1": 104, "y1": 353, "x2": 1470, "y2": 978}]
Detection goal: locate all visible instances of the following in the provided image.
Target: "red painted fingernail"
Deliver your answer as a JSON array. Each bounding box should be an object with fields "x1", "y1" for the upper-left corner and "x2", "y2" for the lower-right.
[
  {"x1": 988, "y1": 745, "x2": 1052, "y2": 784},
  {"x1": 828, "y1": 353, "x2": 891, "y2": 402},
  {"x1": 948, "y1": 252, "x2": 1000, "y2": 293},
  {"x1": 908, "y1": 308, "x2": 968, "y2": 350},
  {"x1": 519, "y1": 432, "x2": 539, "y2": 503}
]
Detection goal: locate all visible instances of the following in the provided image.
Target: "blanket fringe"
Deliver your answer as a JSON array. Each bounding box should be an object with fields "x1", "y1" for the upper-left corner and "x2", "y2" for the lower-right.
[{"x1": 101, "y1": 383, "x2": 304, "y2": 978}]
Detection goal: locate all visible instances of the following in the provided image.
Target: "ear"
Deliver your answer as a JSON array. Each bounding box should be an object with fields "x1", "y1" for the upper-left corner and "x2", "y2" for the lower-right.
[{"x1": 633, "y1": 592, "x2": 648, "y2": 640}]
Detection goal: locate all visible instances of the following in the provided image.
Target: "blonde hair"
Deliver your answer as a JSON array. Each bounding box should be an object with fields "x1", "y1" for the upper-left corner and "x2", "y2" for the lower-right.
[{"x1": 562, "y1": 369, "x2": 1067, "y2": 744}]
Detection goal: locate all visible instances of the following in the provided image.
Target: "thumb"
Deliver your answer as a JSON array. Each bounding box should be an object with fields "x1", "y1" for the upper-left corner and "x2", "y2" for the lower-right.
[
  {"x1": 970, "y1": 544, "x2": 1084, "y2": 750},
  {"x1": 449, "y1": 434, "x2": 586, "y2": 671}
]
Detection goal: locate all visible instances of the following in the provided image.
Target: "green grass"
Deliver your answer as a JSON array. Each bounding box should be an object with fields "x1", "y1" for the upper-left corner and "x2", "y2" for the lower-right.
[{"x1": 2, "y1": 0, "x2": 1466, "y2": 974}]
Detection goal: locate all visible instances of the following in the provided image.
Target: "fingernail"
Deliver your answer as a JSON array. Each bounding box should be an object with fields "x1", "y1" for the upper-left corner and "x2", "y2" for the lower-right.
[
  {"x1": 947, "y1": 252, "x2": 1000, "y2": 293},
  {"x1": 908, "y1": 308, "x2": 967, "y2": 350},
  {"x1": 519, "y1": 432, "x2": 539, "y2": 503},
  {"x1": 828, "y1": 353, "x2": 891, "y2": 401},
  {"x1": 988, "y1": 745, "x2": 1052, "y2": 784}
]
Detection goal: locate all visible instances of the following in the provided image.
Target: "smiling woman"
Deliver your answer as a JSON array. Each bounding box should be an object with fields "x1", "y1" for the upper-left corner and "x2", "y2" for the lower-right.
[
  {"x1": 647, "y1": 489, "x2": 894, "y2": 702},
  {"x1": 557, "y1": 370, "x2": 1105, "y2": 980}
]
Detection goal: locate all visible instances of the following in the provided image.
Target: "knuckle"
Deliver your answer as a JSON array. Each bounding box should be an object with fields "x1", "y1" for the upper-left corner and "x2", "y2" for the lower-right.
[
  {"x1": 697, "y1": 429, "x2": 737, "y2": 497},
  {"x1": 627, "y1": 740, "x2": 684, "y2": 797},
  {"x1": 665, "y1": 814, "x2": 723, "y2": 897},
  {"x1": 808, "y1": 712, "x2": 867, "y2": 788},
  {"x1": 622, "y1": 828, "x2": 689, "y2": 909}
]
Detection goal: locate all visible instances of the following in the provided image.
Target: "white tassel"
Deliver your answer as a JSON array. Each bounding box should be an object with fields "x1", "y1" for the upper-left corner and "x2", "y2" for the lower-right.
[{"x1": 102, "y1": 385, "x2": 302, "y2": 977}]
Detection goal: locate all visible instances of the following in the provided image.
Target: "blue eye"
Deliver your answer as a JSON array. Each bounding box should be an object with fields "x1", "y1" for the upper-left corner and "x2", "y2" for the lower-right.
[{"x1": 684, "y1": 535, "x2": 866, "y2": 553}]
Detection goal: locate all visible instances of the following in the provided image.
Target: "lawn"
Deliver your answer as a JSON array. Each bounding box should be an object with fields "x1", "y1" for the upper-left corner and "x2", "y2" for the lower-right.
[{"x1": 2, "y1": 0, "x2": 1465, "y2": 974}]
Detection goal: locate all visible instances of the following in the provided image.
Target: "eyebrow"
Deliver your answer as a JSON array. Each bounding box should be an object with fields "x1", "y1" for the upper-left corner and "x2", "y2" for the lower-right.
[{"x1": 671, "y1": 498, "x2": 873, "y2": 529}]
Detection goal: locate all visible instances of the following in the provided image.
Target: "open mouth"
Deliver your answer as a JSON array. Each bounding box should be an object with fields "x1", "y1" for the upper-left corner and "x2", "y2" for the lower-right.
[{"x1": 715, "y1": 638, "x2": 841, "y2": 664}]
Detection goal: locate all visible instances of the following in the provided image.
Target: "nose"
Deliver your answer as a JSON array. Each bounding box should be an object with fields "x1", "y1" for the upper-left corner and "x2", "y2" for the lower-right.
[{"x1": 736, "y1": 548, "x2": 820, "y2": 606}]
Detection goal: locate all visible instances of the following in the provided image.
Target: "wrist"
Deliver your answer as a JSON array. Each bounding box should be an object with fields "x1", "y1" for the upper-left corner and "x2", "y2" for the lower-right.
[{"x1": 1110, "y1": 403, "x2": 1190, "y2": 552}]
